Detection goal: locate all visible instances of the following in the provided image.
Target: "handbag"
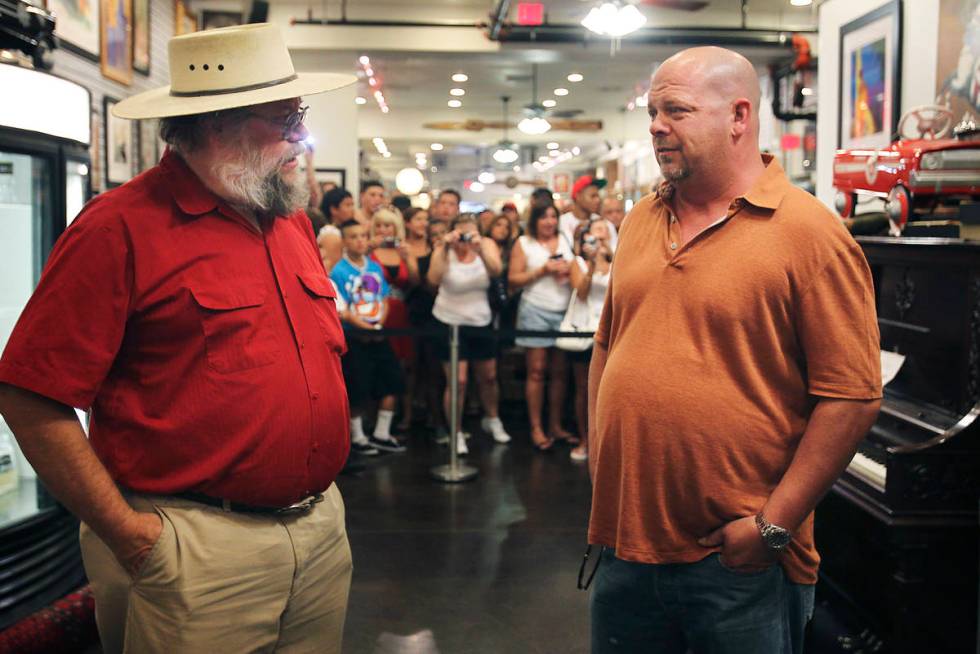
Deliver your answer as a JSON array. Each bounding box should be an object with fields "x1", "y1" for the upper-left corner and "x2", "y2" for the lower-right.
[
  {"x1": 555, "y1": 291, "x2": 597, "y2": 352},
  {"x1": 487, "y1": 276, "x2": 509, "y2": 314}
]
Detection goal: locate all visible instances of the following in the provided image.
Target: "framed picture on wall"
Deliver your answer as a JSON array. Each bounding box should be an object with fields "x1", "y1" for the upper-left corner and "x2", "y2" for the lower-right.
[
  {"x1": 137, "y1": 119, "x2": 159, "y2": 172},
  {"x1": 46, "y1": 0, "x2": 101, "y2": 61},
  {"x1": 201, "y1": 10, "x2": 243, "y2": 31},
  {"x1": 175, "y1": 0, "x2": 198, "y2": 35},
  {"x1": 838, "y1": 0, "x2": 902, "y2": 149},
  {"x1": 315, "y1": 168, "x2": 347, "y2": 191},
  {"x1": 132, "y1": 0, "x2": 150, "y2": 75},
  {"x1": 104, "y1": 97, "x2": 133, "y2": 186},
  {"x1": 100, "y1": 0, "x2": 133, "y2": 85}
]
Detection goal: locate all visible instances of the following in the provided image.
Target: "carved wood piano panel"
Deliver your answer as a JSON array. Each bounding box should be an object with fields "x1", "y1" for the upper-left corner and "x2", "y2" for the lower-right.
[{"x1": 815, "y1": 236, "x2": 980, "y2": 654}]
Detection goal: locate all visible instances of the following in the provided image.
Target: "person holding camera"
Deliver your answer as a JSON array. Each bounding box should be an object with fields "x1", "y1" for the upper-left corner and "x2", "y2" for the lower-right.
[
  {"x1": 369, "y1": 209, "x2": 419, "y2": 431},
  {"x1": 567, "y1": 220, "x2": 614, "y2": 462},
  {"x1": 508, "y1": 203, "x2": 577, "y2": 451},
  {"x1": 427, "y1": 215, "x2": 511, "y2": 453}
]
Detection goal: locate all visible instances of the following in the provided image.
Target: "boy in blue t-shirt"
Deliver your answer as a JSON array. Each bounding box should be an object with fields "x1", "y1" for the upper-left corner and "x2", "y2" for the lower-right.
[{"x1": 330, "y1": 220, "x2": 406, "y2": 454}]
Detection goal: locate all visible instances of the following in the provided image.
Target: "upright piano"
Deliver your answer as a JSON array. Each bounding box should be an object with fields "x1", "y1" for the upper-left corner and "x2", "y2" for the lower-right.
[{"x1": 815, "y1": 236, "x2": 980, "y2": 654}]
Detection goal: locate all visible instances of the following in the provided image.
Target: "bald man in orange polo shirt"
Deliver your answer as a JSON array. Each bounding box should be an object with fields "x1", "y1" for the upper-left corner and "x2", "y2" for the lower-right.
[{"x1": 585, "y1": 47, "x2": 882, "y2": 654}]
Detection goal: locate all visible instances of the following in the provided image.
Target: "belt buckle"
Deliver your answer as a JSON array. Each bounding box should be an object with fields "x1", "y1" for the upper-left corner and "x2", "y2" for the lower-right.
[{"x1": 275, "y1": 492, "x2": 324, "y2": 516}]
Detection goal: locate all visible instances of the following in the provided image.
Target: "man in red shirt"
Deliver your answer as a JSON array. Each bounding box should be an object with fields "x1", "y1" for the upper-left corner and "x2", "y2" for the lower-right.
[{"x1": 0, "y1": 25, "x2": 357, "y2": 653}]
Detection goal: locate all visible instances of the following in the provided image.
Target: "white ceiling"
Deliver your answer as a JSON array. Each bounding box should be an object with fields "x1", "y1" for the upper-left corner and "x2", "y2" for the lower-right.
[{"x1": 231, "y1": 0, "x2": 819, "y2": 184}]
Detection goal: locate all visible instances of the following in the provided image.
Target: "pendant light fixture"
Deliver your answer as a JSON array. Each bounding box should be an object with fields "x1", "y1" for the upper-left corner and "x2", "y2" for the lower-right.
[
  {"x1": 581, "y1": 1, "x2": 647, "y2": 38},
  {"x1": 518, "y1": 64, "x2": 552, "y2": 136},
  {"x1": 493, "y1": 96, "x2": 520, "y2": 164}
]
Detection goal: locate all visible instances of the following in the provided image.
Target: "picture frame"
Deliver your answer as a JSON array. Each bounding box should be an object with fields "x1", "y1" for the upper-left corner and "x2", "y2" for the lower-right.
[
  {"x1": 315, "y1": 168, "x2": 347, "y2": 191},
  {"x1": 838, "y1": 0, "x2": 902, "y2": 149},
  {"x1": 137, "y1": 119, "x2": 159, "y2": 172},
  {"x1": 104, "y1": 97, "x2": 133, "y2": 186},
  {"x1": 45, "y1": 0, "x2": 101, "y2": 62},
  {"x1": 100, "y1": 0, "x2": 133, "y2": 85},
  {"x1": 201, "y1": 10, "x2": 243, "y2": 31},
  {"x1": 175, "y1": 0, "x2": 198, "y2": 36},
  {"x1": 772, "y1": 62, "x2": 817, "y2": 122},
  {"x1": 132, "y1": 0, "x2": 150, "y2": 75}
]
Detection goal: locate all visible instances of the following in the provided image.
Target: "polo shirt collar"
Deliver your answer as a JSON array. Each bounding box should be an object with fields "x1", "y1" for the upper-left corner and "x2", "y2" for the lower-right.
[
  {"x1": 656, "y1": 153, "x2": 790, "y2": 212},
  {"x1": 160, "y1": 149, "x2": 220, "y2": 217}
]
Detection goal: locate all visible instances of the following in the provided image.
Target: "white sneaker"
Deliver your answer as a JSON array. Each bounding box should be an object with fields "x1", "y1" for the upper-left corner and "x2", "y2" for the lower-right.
[
  {"x1": 480, "y1": 416, "x2": 512, "y2": 444},
  {"x1": 455, "y1": 432, "x2": 469, "y2": 455}
]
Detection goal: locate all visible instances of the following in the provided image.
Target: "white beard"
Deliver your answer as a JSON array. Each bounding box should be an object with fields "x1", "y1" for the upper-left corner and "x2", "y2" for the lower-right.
[{"x1": 212, "y1": 140, "x2": 309, "y2": 217}]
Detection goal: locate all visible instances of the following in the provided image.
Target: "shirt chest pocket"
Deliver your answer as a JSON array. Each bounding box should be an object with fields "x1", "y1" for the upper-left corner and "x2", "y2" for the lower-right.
[
  {"x1": 189, "y1": 284, "x2": 280, "y2": 373},
  {"x1": 296, "y1": 272, "x2": 347, "y2": 354}
]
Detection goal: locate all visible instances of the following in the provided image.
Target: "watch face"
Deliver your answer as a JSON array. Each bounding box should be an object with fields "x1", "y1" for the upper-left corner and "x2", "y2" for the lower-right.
[{"x1": 769, "y1": 530, "x2": 792, "y2": 549}]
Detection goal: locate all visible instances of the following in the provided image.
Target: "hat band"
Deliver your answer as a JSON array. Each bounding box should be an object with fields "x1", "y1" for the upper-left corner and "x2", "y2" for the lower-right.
[{"x1": 169, "y1": 73, "x2": 299, "y2": 98}]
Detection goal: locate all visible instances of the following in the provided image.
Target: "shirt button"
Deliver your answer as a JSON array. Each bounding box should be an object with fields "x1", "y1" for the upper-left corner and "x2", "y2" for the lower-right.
[
  {"x1": 670, "y1": 242, "x2": 678, "y2": 250},
  {"x1": 311, "y1": 393, "x2": 319, "y2": 400},
  {"x1": 300, "y1": 342, "x2": 306, "y2": 349}
]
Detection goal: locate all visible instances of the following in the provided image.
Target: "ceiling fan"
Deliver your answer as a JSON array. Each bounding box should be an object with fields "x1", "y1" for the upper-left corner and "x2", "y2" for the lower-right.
[{"x1": 422, "y1": 119, "x2": 603, "y2": 133}]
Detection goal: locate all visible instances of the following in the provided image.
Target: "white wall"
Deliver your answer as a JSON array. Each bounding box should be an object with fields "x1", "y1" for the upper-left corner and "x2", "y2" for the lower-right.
[
  {"x1": 299, "y1": 74, "x2": 360, "y2": 195},
  {"x1": 816, "y1": 0, "x2": 940, "y2": 208}
]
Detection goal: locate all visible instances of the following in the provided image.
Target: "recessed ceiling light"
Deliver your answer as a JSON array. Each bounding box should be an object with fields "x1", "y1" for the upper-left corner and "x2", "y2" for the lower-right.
[
  {"x1": 450, "y1": 88, "x2": 465, "y2": 97},
  {"x1": 358, "y1": 55, "x2": 370, "y2": 65},
  {"x1": 452, "y1": 73, "x2": 468, "y2": 82},
  {"x1": 355, "y1": 97, "x2": 367, "y2": 105},
  {"x1": 554, "y1": 88, "x2": 569, "y2": 96},
  {"x1": 542, "y1": 99, "x2": 557, "y2": 108},
  {"x1": 430, "y1": 143, "x2": 444, "y2": 151},
  {"x1": 448, "y1": 99, "x2": 462, "y2": 108},
  {"x1": 567, "y1": 73, "x2": 584, "y2": 83},
  {"x1": 571, "y1": 146, "x2": 581, "y2": 156},
  {"x1": 546, "y1": 141, "x2": 559, "y2": 150},
  {"x1": 790, "y1": 0, "x2": 812, "y2": 5}
]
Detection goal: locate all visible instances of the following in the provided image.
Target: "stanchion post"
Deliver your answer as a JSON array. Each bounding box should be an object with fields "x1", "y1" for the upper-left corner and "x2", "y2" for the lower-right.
[{"x1": 431, "y1": 323, "x2": 478, "y2": 483}]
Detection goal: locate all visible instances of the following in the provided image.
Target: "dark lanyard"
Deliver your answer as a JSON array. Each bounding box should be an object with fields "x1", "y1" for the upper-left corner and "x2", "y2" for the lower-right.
[{"x1": 577, "y1": 544, "x2": 604, "y2": 591}]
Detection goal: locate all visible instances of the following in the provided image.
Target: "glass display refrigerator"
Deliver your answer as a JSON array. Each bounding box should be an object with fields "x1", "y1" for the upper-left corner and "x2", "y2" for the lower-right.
[{"x1": 0, "y1": 63, "x2": 92, "y2": 630}]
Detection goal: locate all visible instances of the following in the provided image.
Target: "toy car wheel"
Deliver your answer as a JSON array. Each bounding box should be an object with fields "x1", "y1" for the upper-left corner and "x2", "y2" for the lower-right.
[
  {"x1": 886, "y1": 186, "x2": 910, "y2": 236},
  {"x1": 835, "y1": 191, "x2": 857, "y2": 218}
]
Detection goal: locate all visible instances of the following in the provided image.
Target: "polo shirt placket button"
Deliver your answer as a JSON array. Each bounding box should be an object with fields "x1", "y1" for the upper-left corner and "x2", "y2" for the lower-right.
[{"x1": 670, "y1": 242, "x2": 678, "y2": 250}]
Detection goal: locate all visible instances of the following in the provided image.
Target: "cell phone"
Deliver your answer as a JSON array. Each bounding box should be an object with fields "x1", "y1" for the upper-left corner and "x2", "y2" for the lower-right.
[
  {"x1": 549, "y1": 253, "x2": 564, "y2": 260},
  {"x1": 381, "y1": 237, "x2": 401, "y2": 248}
]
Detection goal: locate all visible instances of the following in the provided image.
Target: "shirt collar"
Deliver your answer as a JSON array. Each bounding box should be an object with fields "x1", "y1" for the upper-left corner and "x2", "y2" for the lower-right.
[
  {"x1": 656, "y1": 153, "x2": 790, "y2": 212},
  {"x1": 159, "y1": 149, "x2": 220, "y2": 217}
]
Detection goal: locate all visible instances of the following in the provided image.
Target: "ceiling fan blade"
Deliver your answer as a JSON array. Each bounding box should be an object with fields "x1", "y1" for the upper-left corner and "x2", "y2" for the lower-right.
[
  {"x1": 638, "y1": 0, "x2": 709, "y2": 10},
  {"x1": 550, "y1": 108, "x2": 584, "y2": 119},
  {"x1": 549, "y1": 119, "x2": 603, "y2": 132},
  {"x1": 423, "y1": 120, "x2": 510, "y2": 131}
]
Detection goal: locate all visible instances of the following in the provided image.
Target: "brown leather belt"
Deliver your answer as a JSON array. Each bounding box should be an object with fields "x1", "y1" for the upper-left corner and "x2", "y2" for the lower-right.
[{"x1": 175, "y1": 491, "x2": 324, "y2": 516}]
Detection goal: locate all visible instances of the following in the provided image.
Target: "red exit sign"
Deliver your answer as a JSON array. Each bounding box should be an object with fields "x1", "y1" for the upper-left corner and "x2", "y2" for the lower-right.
[{"x1": 517, "y1": 2, "x2": 544, "y2": 26}]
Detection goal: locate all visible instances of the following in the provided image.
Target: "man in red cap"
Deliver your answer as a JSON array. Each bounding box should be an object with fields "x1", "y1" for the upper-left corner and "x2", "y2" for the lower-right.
[{"x1": 560, "y1": 175, "x2": 617, "y2": 249}]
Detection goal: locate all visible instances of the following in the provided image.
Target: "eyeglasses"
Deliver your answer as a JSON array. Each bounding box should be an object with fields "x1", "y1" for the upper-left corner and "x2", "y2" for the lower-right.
[{"x1": 246, "y1": 104, "x2": 309, "y2": 141}]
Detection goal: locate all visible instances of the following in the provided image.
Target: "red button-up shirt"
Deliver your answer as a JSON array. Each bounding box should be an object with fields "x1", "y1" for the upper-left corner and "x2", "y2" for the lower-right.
[{"x1": 0, "y1": 151, "x2": 350, "y2": 506}]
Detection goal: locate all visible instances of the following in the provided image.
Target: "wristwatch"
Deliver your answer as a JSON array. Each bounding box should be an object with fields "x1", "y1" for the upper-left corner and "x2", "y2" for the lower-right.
[{"x1": 755, "y1": 512, "x2": 792, "y2": 551}]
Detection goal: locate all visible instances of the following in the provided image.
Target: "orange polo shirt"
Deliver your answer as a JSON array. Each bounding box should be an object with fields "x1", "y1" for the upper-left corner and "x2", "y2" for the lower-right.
[{"x1": 589, "y1": 156, "x2": 881, "y2": 584}]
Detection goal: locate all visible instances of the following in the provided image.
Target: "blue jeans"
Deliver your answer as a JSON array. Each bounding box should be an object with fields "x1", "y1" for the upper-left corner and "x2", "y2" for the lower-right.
[{"x1": 590, "y1": 549, "x2": 815, "y2": 654}]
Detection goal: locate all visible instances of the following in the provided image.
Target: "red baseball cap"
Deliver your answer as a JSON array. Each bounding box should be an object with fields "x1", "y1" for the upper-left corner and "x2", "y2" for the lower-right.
[
  {"x1": 571, "y1": 175, "x2": 607, "y2": 200},
  {"x1": 502, "y1": 201, "x2": 517, "y2": 210}
]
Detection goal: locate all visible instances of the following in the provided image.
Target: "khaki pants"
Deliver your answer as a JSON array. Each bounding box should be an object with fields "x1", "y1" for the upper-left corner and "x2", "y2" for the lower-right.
[{"x1": 79, "y1": 483, "x2": 352, "y2": 654}]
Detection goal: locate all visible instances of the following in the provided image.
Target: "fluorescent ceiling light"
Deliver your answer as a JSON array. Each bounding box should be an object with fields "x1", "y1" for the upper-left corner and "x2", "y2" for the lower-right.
[
  {"x1": 452, "y1": 73, "x2": 468, "y2": 82},
  {"x1": 448, "y1": 99, "x2": 462, "y2": 108},
  {"x1": 581, "y1": 2, "x2": 647, "y2": 37},
  {"x1": 450, "y1": 88, "x2": 466, "y2": 97},
  {"x1": 554, "y1": 88, "x2": 569, "y2": 96},
  {"x1": 567, "y1": 73, "x2": 584, "y2": 83},
  {"x1": 518, "y1": 116, "x2": 551, "y2": 135}
]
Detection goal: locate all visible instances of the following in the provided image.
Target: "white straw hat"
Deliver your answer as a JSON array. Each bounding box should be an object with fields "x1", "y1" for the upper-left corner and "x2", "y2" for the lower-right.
[{"x1": 113, "y1": 23, "x2": 356, "y2": 120}]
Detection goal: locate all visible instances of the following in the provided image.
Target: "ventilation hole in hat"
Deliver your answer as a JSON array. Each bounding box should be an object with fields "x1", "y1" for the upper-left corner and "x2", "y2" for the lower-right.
[
  {"x1": 218, "y1": 64, "x2": 224, "y2": 71},
  {"x1": 203, "y1": 64, "x2": 210, "y2": 71},
  {"x1": 189, "y1": 64, "x2": 195, "y2": 71}
]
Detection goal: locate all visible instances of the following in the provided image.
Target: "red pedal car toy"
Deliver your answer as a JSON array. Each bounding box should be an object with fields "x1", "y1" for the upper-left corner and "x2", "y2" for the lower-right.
[{"x1": 833, "y1": 105, "x2": 980, "y2": 235}]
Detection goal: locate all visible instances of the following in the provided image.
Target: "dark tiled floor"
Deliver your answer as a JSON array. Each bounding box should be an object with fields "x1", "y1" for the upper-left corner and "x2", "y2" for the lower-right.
[{"x1": 339, "y1": 412, "x2": 593, "y2": 654}]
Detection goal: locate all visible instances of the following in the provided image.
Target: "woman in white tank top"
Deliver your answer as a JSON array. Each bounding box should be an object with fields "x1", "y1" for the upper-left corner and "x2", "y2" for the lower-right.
[
  {"x1": 507, "y1": 204, "x2": 577, "y2": 451},
  {"x1": 567, "y1": 219, "x2": 614, "y2": 463},
  {"x1": 427, "y1": 215, "x2": 511, "y2": 452}
]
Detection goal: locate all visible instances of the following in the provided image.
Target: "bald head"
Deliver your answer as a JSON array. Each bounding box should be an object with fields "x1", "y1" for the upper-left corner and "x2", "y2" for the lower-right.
[
  {"x1": 656, "y1": 47, "x2": 760, "y2": 126},
  {"x1": 647, "y1": 46, "x2": 763, "y2": 189}
]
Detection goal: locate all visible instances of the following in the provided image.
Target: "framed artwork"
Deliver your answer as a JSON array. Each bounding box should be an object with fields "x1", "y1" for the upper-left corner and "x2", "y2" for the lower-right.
[
  {"x1": 104, "y1": 97, "x2": 133, "y2": 186},
  {"x1": 100, "y1": 0, "x2": 133, "y2": 85},
  {"x1": 201, "y1": 10, "x2": 243, "y2": 31},
  {"x1": 175, "y1": 0, "x2": 198, "y2": 36},
  {"x1": 772, "y1": 63, "x2": 817, "y2": 121},
  {"x1": 315, "y1": 168, "x2": 347, "y2": 190},
  {"x1": 936, "y1": 0, "x2": 980, "y2": 124},
  {"x1": 132, "y1": 0, "x2": 149, "y2": 75},
  {"x1": 137, "y1": 119, "x2": 159, "y2": 171},
  {"x1": 90, "y1": 109, "x2": 102, "y2": 192},
  {"x1": 46, "y1": 0, "x2": 101, "y2": 61},
  {"x1": 552, "y1": 172, "x2": 570, "y2": 194},
  {"x1": 838, "y1": 0, "x2": 902, "y2": 149}
]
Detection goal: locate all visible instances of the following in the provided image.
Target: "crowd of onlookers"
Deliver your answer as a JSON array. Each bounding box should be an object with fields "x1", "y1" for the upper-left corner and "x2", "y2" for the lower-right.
[{"x1": 304, "y1": 174, "x2": 625, "y2": 464}]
